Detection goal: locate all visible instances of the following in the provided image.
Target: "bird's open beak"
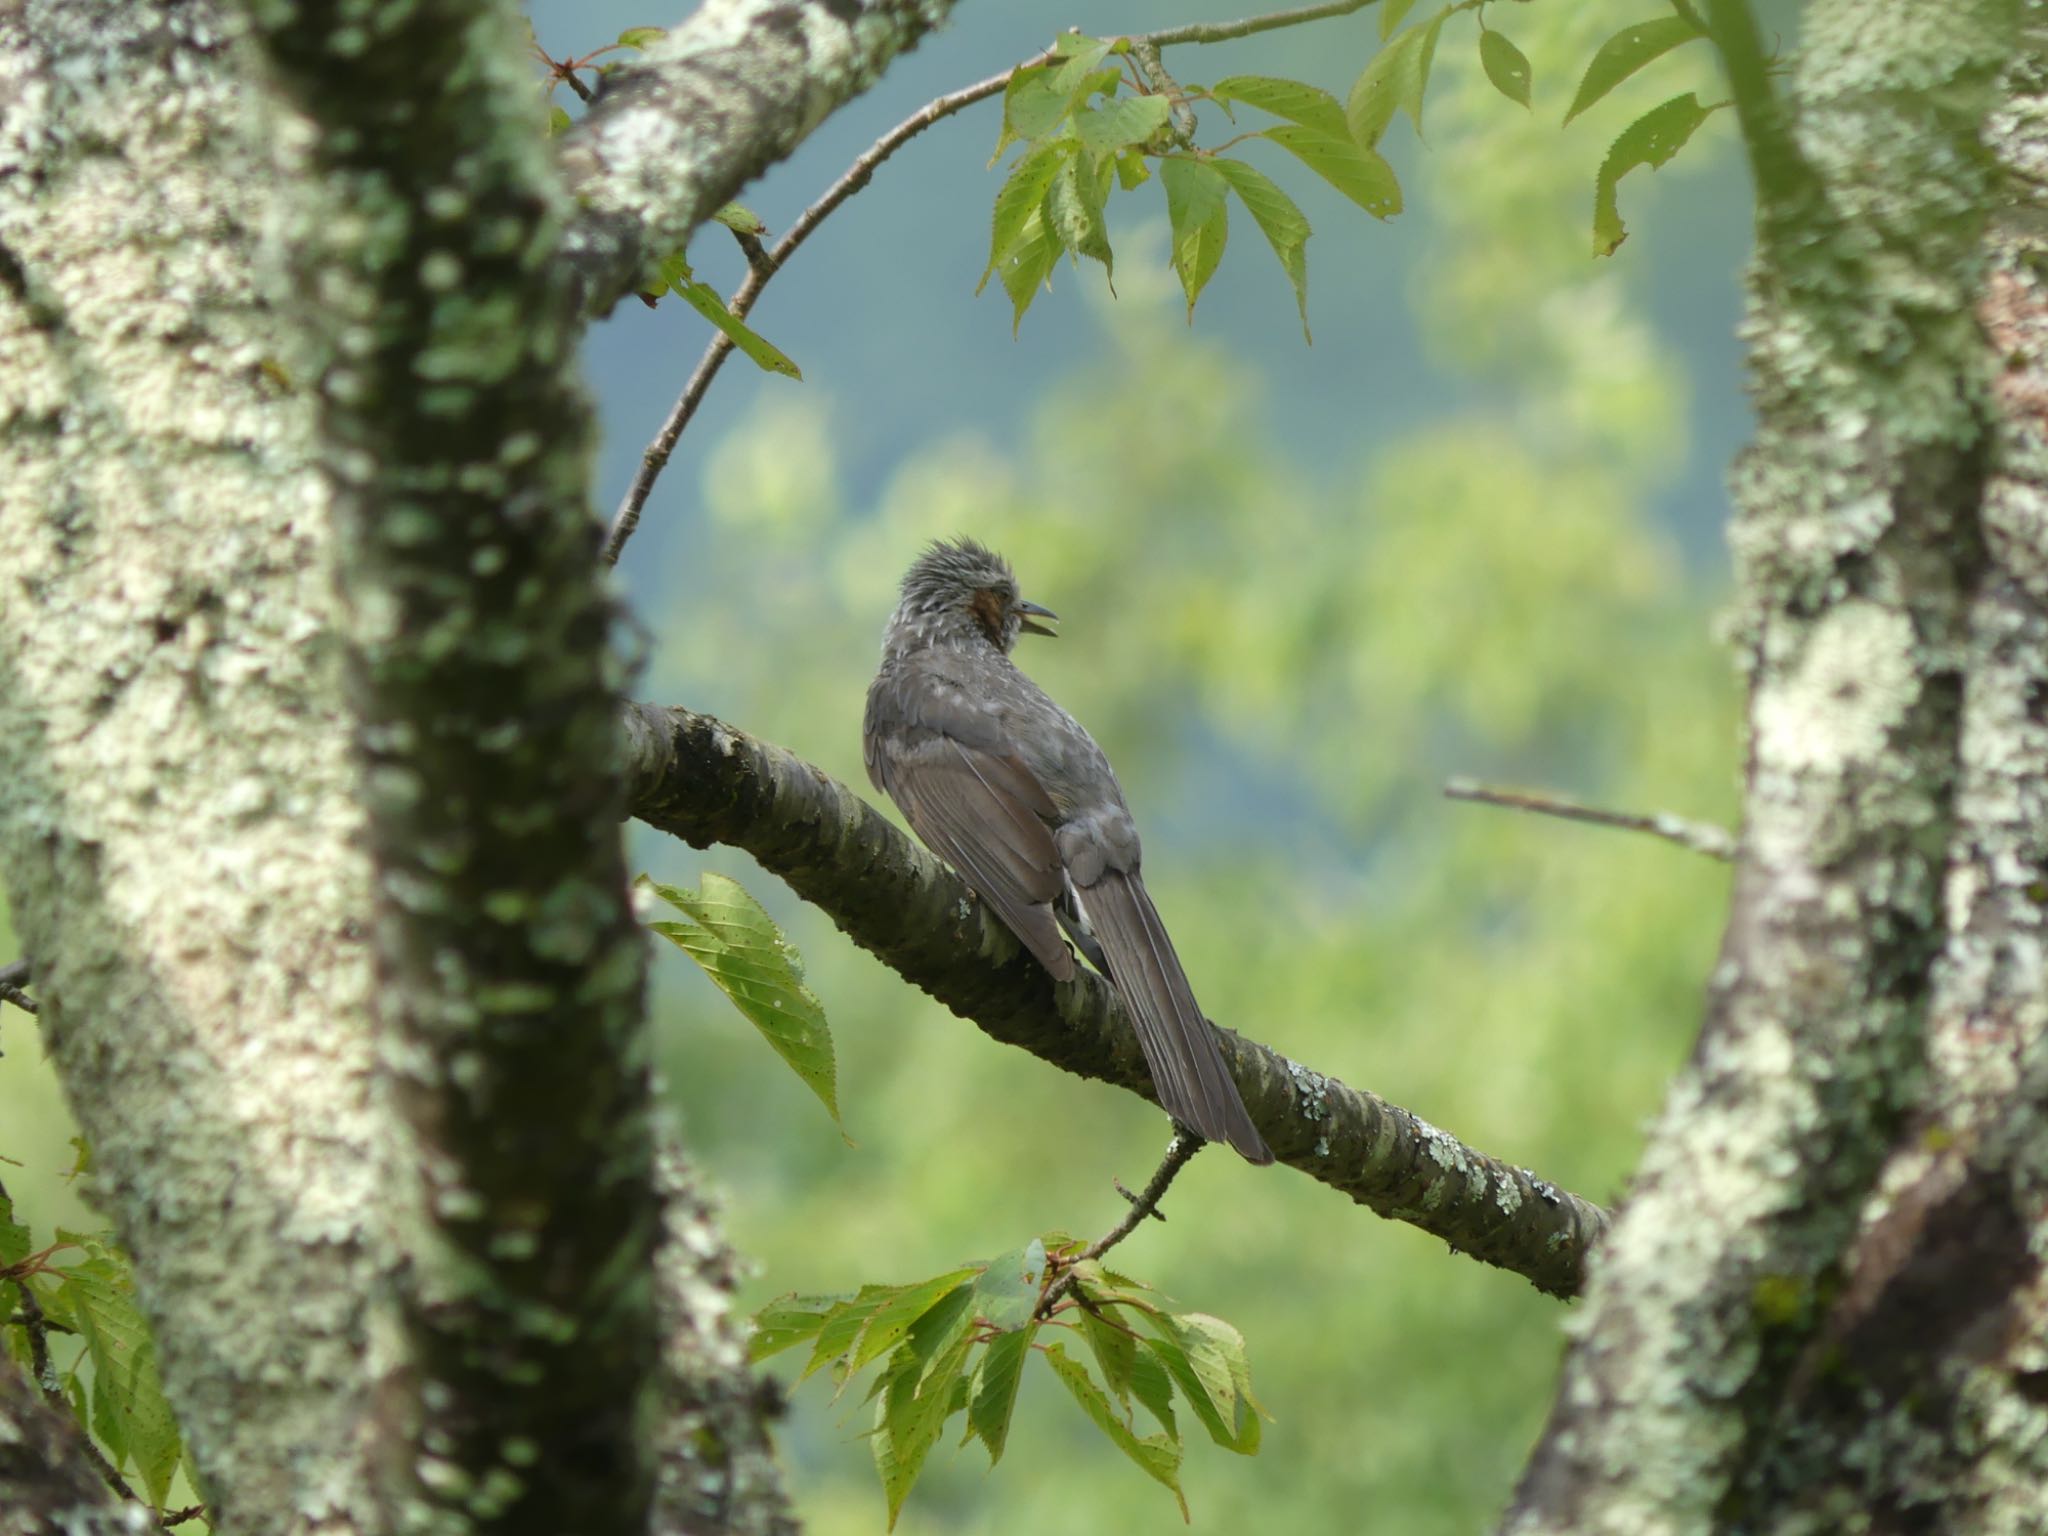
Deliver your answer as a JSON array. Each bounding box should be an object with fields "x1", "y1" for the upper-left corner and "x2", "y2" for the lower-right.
[{"x1": 1016, "y1": 599, "x2": 1058, "y2": 638}]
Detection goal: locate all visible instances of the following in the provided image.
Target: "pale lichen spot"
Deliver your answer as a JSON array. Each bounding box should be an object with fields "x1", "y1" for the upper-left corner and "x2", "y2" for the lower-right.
[{"x1": 1753, "y1": 600, "x2": 1920, "y2": 775}]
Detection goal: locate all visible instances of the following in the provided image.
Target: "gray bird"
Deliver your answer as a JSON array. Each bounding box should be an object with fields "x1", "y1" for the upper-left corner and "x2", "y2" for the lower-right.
[{"x1": 863, "y1": 539, "x2": 1273, "y2": 1165}]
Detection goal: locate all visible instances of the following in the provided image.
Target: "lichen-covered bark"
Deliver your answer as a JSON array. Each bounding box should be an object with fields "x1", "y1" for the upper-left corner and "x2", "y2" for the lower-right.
[
  {"x1": 557, "y1": 0, "x2": 958, "y2": 314},
  {"x1": 0, "y1": 1365, "x2": 129, "y2": 1536},
  {"x1": 2, "y1": 0, "x2": 952, "y2": 1529},
  {"x1": 1505, "y1": 2, "x2": 2037, "y2": 1531},
  {"x1": 622, "y1": 702, "x2": 1608, "y2": 1298},
  {"x1": 236, "y1": 1, "x2": 662, "y2": 1529},
  {"x1": 649, "y1": 1139, "x2": 797, "y2": 1536},
  {"x1": 0, "y1": 7, "x2": 396, "y2": 1530}
]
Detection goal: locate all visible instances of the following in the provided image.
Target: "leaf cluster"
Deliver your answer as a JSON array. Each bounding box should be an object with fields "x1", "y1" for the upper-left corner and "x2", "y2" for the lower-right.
[
  {"x1": 1, "y1": 1185, "x2": 203, "y2": 1522},
  {"x1": 752, "y1": 1236, "x2": 1263, "y2": 1528}
]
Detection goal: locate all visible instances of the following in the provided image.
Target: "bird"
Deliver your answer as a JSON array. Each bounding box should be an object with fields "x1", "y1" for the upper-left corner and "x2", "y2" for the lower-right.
[{"x1": 862, "y1": 538, "x2": 1273, "y2": 1165}]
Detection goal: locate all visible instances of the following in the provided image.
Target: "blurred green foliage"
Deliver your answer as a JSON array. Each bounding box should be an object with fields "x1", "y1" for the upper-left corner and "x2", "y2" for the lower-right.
[{"x1": 642, "y1": 10, "x2": 1738, "y2": 1533}]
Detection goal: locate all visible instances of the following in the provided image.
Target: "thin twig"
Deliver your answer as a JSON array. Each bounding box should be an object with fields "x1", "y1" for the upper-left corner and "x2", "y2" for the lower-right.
[
  {"x1": 1444, "y1": 778, "x2": 1737, "y2": 862},
  {"x1": 600, "y1": 0, "x2": 1381, "y2": 567},
  {"x1": 1037, "y1": 1132, "x2": 1202, "y2": 1318},
  {"x1": 0, "y1": 957, "x2": 36, "y2": 1016},
  {"x1": 162, "y1": 1506, "x2": 209, "y2": 1528}
]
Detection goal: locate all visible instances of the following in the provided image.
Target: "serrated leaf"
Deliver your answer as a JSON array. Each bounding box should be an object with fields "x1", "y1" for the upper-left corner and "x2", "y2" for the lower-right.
[
  {"x1": 998, "y1": 64, "x2": 1068, "y2": 153},
  {"x1": 874, "y1": 1325, "x2": 976, "y2": 1529},
  {"x1": 967, "y1": 1322, "x2": 1036, "y2": 1463},
  {"x1": 803, "y1": 1294, "x2": 880, "y2": 1382},
  {"x1": 1208, "y1": 76, "x2": 1349, "y2": 140},
  {"x1": 1479, "y1": 28, "x2": 1533, "y2": 108},
  {"x1": 1347, "y1": 12, "x2": 1445, "y2": 147},
  {"x1": 616, "y1": 25, "x2": 665, "y2": 48},
  {"x1": 750, "y1": 1292, "x2": 849, "y2": 1362},
  {"x1": 713, "y1": 202, "x2": 767, "y2": 236},
  {"x1": 1044, "y1": 1343, "x2": 1187, "y2": 1516},
  {"x1": 671, "y1": 281, "x2": 803, "y2": 380},
  {"x1": 1074, "y1": 94, "x2": 1173, "y2": 157},
  {"x1": 995, "y1": 203, "x2": 1060, "y2": 334},
  {"x1": 1261, "y1": 126, "x2": 1401, "y2": 219},
  {"x1": 1045, "y1": 153, "x2": 1115, "y2": 283},
  {"x1": 1129, "y1": 1346, "x2": 1178, "y2": 1436},
  {"x1": 646, "y1": 874, "x2": 836, "y2": 1123},
  {"x1": 1049, "y1": 37, "x2": 1115, "y2": 89},
  {"x1": 982, "y1": 140, "x2": 1072, "y2": 282},
  {"x1": 850, "y1": 1268, "x2": 979, "y2": 1374},
  {"x1": 1079, "y1": 1307, "x2": 1138, "y2": 1404},
  {"x1": 1564, "y1": 15, "x2": 1704, "y2": 125},
  {"x1": 971, "y1": 1244, "x2": 1046, "y2": 1331},
  {"x1": 1138, "y1": 1312, "x2": 1262, "y2": 1454},
  {"x1": 1157, "y1": 156, "x2": 1228, "y2": 320},
  {"x1": 1592, "y1": 92, "x2": 1711, "y2": 255},
  {"x1": 61, "y1": 1251, "x2": 182, "y2": 1504},
  {"x1": 1114, "y1": 150, "x2": 1151, "y2": 190},
  {"x1": 1380, "y1": 0, "x2": 1420, "y2": 39},
  {"x1": 1210, "y1": 159, "x2": 1310, "y2": 340}
]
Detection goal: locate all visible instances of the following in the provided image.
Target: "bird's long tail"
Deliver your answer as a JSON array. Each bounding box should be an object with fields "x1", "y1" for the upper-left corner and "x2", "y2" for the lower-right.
[{"x1": 1079, "y1": 870, "x2": 1273, "y2": 1165}]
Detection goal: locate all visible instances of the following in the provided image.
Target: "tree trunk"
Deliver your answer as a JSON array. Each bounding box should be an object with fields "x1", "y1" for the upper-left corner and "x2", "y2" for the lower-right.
[{"x1": 1506, "y1": 2, "x2": 2048, "y2": 1529}]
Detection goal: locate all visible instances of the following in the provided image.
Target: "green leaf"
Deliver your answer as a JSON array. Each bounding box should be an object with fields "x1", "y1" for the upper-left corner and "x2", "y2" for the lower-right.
[
  {"x1": 616, "y1": 25, "x2": 665, "y2": 48},
  {"x1": 1346, "y1": 11, "x2": 1445, "y2": 147},
  {"x1": 982, "y1": 140, "x2": 1071, "y2": 283},
  {"x1": 1046, "y1": 153, "x2": 1114, "y2": 281},
  {"x1": 966, "y1": 1323, "x2": 1037, "y2": 1462},
  {"x1": 1592, "y1": 92, "x2": 1711, "y2": 256},
  {"x1": 60, "y1": 1250, "x2": 182, "y2": 1506},
  {"x1": 1079, "y1": 1307, "x2": 1139, "y2": 1403},
  {"x1": 750, "y1": 1292, "x2": 849, "y2": 1362},
  {"x1": 1380, "y1": 0, "x2": 1420, "y2": 39},
  {"x1": 1208, "y1": 76, "x2": 1349, "y2": 140},
  {"x1": 874, "y1": 1325, "x2": 976, "y2": 1530},
  {"x1": 1074, "y1": 95, "x2": 1173, "y2": 157},
  {"x1": 1261, "y1": 126, "x2": 1402, "y2": 219},
  {"x1": 1564, "y1": 15, "x2": 1705, "y2": 126},
  {"x1": 994, "y1": 203, "x2": 1061, "y2": 334},
  {"x1": 713, "y1": 202, "x2": 767, "y2": 236},
  {"x1": 1114, "y1": 150, "x2": 1151, "y2": 190},
  {"x1": 1211, "y1": 159, "x2": 1311, "y2": 341},
  {"x1": 670, "y1": 281, "x2": 804, "y2": 380},
  {"x1": 1479, "y1": 28, "x2": 1533, "y2": 109},
  {"x1": 802, "y1": 1294, "x2": 877, "y2": 1381},
  {"x1": 646, "y1": 874, "x2": 836, "y2": 1122},
  {"x1": 1129, "y1": 1345, "x2": 1178, "y2": 1436},
  {"x1": 1137, "y1": 1312, "x2": 1263, "y2": 1454},
  {"x1": 998, "y1": 64, "x2": 1069, "y2": 152},
  {"x1": 850, "y1": 1267, "x2": 979, "y2": 1374},
  {"x1": 1157, "y1": 156, "x2": 1229, "y2": 320},
  {"x1": 1043, "y1": 1343, "x2": 1187, "y2": 1516},
  {"x1": 971, "y1": 1243, "x2": 1047, "y2": 1331},
  {"x1": 546, "y1": 104, "x2": 573, "y2": 138}
]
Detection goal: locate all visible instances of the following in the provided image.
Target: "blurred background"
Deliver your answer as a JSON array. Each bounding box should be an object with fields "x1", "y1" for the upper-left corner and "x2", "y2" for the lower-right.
[{"x1": 1, "y1": 1, "x2": 1762, "y2": 1531}]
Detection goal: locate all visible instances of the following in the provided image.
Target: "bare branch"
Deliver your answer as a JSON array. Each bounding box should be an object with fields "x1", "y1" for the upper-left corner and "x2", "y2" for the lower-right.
[
  {"x1": 603, "y1": 0, "x2": 1382, "y2": 564},
  {"x1": 0, "y1": 959, "x2": 34, "y2": 1016},
  {"x1": 1038, "y1": 1133, "x2": 1201, "y2": 1317},
  {"x1": 1443, "y1": 778, "x2": 1736, "y2": 861},
  {"x1": 623, "y1": 701, "x2": 1608, "y2": 1299}
]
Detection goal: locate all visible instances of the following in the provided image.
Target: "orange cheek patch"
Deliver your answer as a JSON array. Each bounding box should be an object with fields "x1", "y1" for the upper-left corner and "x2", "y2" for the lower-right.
[{"x1": 970, "y1": 589, "x2": 1007, "y2": 640}]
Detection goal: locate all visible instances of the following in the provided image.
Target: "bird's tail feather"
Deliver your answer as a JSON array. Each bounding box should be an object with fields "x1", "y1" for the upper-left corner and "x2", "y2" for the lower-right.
[{"x1": 1081, "y1": 871, "x2": 1273, "y2": 1165}]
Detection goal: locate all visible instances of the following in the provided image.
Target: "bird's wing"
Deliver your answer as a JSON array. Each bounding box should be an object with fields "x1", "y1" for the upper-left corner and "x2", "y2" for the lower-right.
[
  {"x1": 870, "y1": 732, "x2": 1075, "y2": 982},
  {"x1": 1073, "y1": 866, "x2": 1273, "y2": 1164}
]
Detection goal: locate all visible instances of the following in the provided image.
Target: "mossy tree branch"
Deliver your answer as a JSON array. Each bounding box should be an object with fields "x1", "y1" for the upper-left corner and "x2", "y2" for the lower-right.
[{"x1": 622, "y1": 702, "x2": 1609, "y2": 1300}]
